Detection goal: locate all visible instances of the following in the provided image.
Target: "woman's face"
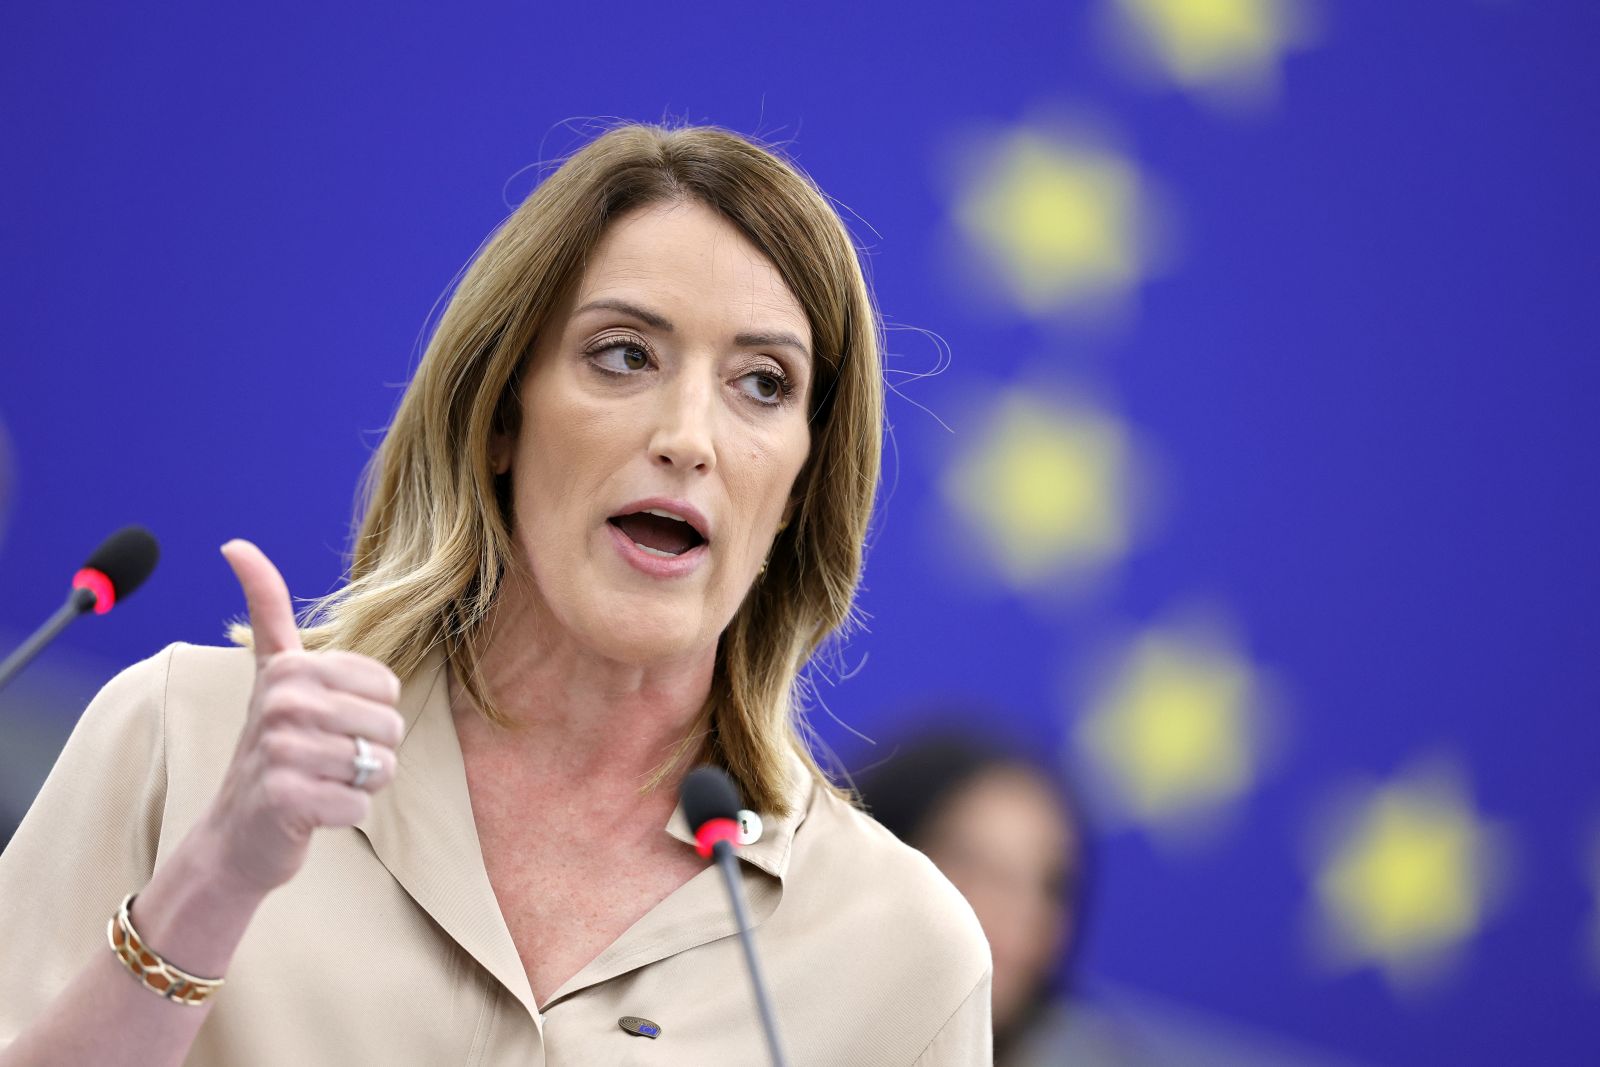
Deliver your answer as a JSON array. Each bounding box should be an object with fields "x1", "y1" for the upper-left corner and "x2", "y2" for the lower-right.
[
  {"x1": 918, "y1": 767, "x2": 1076, "y2": 1035},
  {"x1": 494, "y1": 199, "x2": 813, "y2": 666}
]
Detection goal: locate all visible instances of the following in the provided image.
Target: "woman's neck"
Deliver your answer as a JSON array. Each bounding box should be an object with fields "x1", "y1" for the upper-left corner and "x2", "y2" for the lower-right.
[{"x1": 454, "y1": 583, "x2": 716, "y2": 789}]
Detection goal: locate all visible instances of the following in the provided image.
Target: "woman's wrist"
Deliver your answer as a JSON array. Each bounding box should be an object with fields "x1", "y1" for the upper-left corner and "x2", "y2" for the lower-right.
[{"x1": 125, "y1": 825, "x2": 271, "y2": 982}]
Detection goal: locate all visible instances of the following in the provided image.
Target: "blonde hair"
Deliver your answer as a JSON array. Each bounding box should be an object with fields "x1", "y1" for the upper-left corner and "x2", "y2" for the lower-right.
[{"x1": 233, "y1": 123, "x2": 884, "y2": 816}]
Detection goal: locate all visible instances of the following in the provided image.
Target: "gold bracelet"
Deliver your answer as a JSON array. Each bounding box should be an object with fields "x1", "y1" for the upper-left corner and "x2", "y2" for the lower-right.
[{"x1": 106, "y1": 893, "x2": 225, "y2": 1006}]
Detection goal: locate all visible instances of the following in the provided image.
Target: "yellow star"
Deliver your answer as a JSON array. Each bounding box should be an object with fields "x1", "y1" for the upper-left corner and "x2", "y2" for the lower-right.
[
  {"x1": 1074, "y1": 627, "x2": 1259, "y2": 828},
  {"x1": 1107, "y1": 0, "x2": 1319, "y2": 112},
  {"x1": 953, "y1": 129, "x2": 1148, "y2": 319},
  {"x1": 943, "y1": 391, "x2": 1131, "y2": 589},
  {"x1": 1312, "y1": 760, "x2": 1506, "y2": 989}
]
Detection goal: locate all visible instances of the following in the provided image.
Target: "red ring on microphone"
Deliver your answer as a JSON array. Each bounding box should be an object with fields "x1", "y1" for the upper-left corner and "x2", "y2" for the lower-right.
[
  {"x1": 693, "y1": 817, "x2": 740, "y2": 859},
  {"x1": 72, "y1": 568, "x2": 116, "y2": 615}
]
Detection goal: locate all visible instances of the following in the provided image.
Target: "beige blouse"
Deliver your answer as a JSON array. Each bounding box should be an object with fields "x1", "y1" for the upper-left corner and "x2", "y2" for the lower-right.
[{"x1": 0, "y1": 643, "x2": 992, "y2": 1065}]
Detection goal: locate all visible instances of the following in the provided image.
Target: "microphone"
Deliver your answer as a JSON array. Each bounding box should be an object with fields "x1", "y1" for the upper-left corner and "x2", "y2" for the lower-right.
[
  {"x1": 681, "y1": 766, "x2": 789, "y2": 1067},
  {"x1": 0, "y1": 525, "x2": 159, "y2": 692}
]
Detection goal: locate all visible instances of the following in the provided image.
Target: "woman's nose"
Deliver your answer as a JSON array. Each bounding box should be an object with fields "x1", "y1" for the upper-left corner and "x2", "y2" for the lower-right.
[{"x1": 647, "y1": 366, "x2": 717, "y2": 472}]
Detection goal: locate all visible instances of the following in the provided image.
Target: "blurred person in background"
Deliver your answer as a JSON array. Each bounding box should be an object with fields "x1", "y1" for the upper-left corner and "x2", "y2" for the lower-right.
[{"x1": 858, "y1": 733, "x2": 1136, "y2": 1066}]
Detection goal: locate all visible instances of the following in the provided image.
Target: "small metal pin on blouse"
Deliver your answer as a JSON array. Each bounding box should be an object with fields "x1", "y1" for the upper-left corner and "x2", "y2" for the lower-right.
[{"x1": 619, "y1": 1016, "x2": 662, "y2": 1039}]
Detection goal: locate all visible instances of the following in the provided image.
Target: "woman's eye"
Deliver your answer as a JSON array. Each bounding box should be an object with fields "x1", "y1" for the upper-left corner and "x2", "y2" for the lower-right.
[
  {"x1": 589, "y1": 340, "x2": 650, "y2": 373},
  {"x1": 739, "y1": 369, "x2": 789, "y2": 405}
]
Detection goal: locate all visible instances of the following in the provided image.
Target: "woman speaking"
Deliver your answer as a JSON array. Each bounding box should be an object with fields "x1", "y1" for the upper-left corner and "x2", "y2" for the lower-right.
[{"x1": 0, "y1": 124, "x2": 991, "y2": 1064}]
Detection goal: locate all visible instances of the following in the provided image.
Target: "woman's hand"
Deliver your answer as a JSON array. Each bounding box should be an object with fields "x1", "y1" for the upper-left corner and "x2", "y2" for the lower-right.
[
  {"x1": 0, "y1": 542, "x2": 408, "y2": 1066},
  {"x1": 196, "y1": 539, "x2": 406, "y2": 897}
]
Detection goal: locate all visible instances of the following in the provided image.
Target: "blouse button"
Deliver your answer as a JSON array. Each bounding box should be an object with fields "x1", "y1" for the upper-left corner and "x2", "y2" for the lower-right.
[{"x1": 736, "y1": 809, "x2": 763, "y2": 845}]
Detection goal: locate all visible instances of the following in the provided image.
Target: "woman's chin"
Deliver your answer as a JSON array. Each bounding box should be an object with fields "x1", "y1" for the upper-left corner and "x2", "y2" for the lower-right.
[{"x1": 579, "y1": 600, "x2": 716, "y2": 667}]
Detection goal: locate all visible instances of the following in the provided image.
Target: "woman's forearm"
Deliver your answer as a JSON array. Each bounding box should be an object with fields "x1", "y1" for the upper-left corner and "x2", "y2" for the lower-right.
[{"x1": 0, "y1": 828, "x2": 265, "y2": 1067}]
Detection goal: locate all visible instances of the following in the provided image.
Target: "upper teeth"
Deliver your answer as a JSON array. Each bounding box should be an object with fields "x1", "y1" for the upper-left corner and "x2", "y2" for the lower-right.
[{"x1": 643, "y1": 507, "x2": 687, "y2": 523}]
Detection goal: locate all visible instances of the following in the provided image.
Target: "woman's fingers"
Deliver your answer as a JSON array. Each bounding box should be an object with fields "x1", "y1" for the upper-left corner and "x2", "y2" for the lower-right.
[
  {"x1": 259, "y1": 769, "x2": 373, "y2": 830},
  {"x1": 207, "y1": 539, "x2": 410, "y2": 892},
  {"x1": 256, "y1": 684, "x2": 405, "y2": 749},
  {"x1": 300, "y1": 779, "x2": 374, "y2": 829},
  {"x1": 258, "y1": 727, "x2": 397, "y2": 792},
  {"x1": 222, "y1": 539, "x2": 402, "y2": 711},
  {"x1": 221, "y1": 540, "x2": 303, "y2": 664},
  {"x1": 308, "y1": 649, "x2": 402, "y2": 706}
]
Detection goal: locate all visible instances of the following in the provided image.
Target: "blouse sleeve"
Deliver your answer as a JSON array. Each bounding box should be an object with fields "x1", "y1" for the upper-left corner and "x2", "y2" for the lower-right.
[
  {"x1": 913, "y1": 967, "x2": 994, "y2": 1067},
  {"x1": 0, "y1": 645, "x2": 174, "y2": 1048}
]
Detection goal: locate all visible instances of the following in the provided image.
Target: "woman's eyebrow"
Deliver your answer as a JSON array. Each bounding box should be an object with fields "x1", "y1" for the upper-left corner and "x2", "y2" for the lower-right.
[
  {"x1": 576, "y1": 297, "x2": 673, "y2": 331},
  {"x1": 575, "y1": 297, "x2": 812, "y2": 364},
  {"x1": 737, "y1": 331, "x2": 812, "y2": 365}
]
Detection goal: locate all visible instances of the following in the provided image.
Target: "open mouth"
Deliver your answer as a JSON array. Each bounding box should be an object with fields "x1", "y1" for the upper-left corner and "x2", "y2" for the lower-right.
[{"x1": 607, "y1": 509, "x2": 708, "y2": 559}]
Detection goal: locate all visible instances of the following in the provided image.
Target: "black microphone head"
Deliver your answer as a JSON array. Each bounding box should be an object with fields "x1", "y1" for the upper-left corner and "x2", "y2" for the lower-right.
[
  {"x1": 680, "y1": 765, "x2": 742, "y2": 833},
  {"x1": 84, "y1": 525, "x2": 160, "y2": 600}
]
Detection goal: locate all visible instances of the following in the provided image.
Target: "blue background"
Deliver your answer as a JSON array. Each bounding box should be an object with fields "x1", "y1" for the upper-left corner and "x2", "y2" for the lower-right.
[{"x1": 3, "y1": 2, "x2": 1597, "y2": 1064}]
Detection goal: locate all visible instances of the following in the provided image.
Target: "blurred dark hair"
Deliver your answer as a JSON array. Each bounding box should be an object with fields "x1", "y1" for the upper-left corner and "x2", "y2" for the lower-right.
[
  {"x1": 857, "y1": 734, "x2": 1085, "y2": 861},
  {"x1": 857, "y1": 737, "x2": 1038, "y2": 840}
]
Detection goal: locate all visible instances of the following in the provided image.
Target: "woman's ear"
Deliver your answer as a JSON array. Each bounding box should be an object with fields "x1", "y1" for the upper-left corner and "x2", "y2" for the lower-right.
[
  {"x1": 489, "y1": 359, "x2": 528, "y2": 478},
  {"x1": 489, "y1": 433, "x2": 512, "y2": 476}
]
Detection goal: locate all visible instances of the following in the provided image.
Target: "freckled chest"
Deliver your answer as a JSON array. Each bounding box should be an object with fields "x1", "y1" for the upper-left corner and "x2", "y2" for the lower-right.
[{"x1": 458, "y1": 739, "x2": 707, "y2": 1008}]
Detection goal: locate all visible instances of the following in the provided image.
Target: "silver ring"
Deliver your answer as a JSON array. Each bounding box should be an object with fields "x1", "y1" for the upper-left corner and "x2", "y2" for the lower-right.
[{"x1": 350, "y1": 735, "x2": 381, "y2": 790}]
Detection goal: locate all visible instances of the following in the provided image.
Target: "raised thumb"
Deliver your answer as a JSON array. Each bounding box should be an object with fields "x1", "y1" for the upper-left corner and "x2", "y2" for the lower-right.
[{"x1": 221, "y1": 539, "x2": 304, "y2": 664}]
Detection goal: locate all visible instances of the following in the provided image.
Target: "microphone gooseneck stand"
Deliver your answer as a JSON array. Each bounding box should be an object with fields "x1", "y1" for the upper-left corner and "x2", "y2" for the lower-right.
[
  {"x1": 711, "y1": 838, "x2": 789, "y2": 1067},
  {"x1": 0, "y1": 587, "x2": 96, "y2": 692}
]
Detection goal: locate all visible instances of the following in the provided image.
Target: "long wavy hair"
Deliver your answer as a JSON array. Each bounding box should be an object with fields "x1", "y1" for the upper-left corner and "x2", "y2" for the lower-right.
[{"x1": 232, "y1": 122, "x2": 884, "y2": 816}]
